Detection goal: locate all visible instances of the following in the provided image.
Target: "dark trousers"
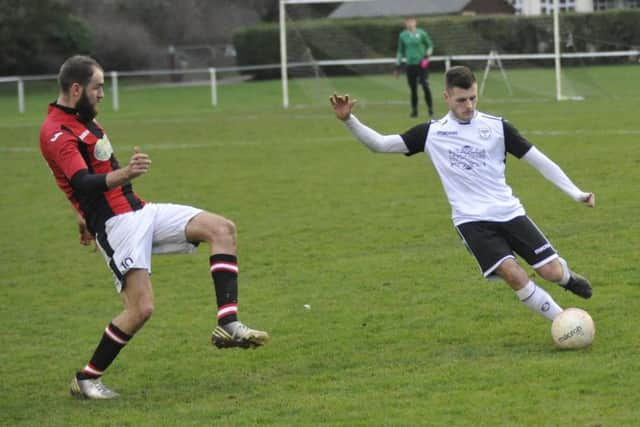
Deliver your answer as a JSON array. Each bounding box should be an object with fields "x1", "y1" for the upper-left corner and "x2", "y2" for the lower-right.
[{"x1": 406, "y1": 64, "x2": 433, "y2": 115}]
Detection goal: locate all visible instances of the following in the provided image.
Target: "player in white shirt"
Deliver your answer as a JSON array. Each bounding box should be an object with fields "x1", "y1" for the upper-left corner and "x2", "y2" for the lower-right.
[{"x1": 330, "y1": 65, "x2": 594, "y2": 323}]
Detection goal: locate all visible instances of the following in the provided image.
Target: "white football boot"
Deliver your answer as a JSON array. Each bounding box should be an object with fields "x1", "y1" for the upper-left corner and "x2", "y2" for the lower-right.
[
  {"x1": 212, "y1": 321, "x2": 270, "y2": 349},
  {"x1": 70, "y1": 377, "x2": 119, "y2": 399}
]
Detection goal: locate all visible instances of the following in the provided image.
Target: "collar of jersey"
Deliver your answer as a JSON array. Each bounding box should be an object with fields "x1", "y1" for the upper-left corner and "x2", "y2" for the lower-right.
[
  {"x1": 447, "y1": 110, "x2": 477, "y2": 125},
  {"x1": 50, "y1": 102, "x2": 78, "y2": 115}
]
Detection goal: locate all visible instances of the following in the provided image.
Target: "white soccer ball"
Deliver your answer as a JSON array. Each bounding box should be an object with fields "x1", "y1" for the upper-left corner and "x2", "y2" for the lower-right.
[{"x1": 551, "y1": 308, "x2": 595, "y2": 350}]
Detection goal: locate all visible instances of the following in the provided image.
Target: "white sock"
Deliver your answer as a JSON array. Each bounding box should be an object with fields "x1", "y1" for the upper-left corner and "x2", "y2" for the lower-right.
[
  {"x1": 557, "y1": 257, "x2": 571, "y2": 285},
  {"x1": 515, "y1": 280, "x2": 563, "y2": 321}
]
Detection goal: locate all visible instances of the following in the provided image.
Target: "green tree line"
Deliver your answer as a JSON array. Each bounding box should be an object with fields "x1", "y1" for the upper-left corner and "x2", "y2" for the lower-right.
[{"x1": 0, "y1": 0, "x2": 336, "y2": 75}]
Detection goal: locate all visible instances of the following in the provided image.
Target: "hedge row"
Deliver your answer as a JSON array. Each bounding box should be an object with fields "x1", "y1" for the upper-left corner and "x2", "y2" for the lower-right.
[
  {"x1": 233, "y1": 9, "x2": 640, "y2": 78},
  {"x1": 0, "y1": 0, "x2": 92, "y2": 76}
]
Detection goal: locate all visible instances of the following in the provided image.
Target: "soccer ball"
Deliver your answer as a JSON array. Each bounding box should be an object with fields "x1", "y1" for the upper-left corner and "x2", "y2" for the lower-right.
[{"x1": 551, "y1": 308, "x2": 595, "y2": 350}]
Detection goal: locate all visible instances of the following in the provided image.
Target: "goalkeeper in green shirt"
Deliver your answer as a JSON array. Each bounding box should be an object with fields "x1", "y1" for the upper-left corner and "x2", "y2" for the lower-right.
[{"x1": 394, "y1": 17, "x2": 434, "y2": 118}]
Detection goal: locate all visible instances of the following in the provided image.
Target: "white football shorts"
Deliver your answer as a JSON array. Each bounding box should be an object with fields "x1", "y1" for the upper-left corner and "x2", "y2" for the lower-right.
[{"x1": 95, "y1": 203, "x2": 203, "y2": 292}]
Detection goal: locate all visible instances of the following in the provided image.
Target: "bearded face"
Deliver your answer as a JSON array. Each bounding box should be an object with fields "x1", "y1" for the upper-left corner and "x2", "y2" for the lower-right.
[{"x1": 76, "y1": 88, "x2": 98, "y2": 123}]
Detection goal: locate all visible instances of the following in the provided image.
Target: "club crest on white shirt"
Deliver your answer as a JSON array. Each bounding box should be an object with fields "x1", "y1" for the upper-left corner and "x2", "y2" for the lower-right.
[
  {"x1": 478, "y1": 127, "x2": 492, "y2": 140},
  {"x1": 94, "y1": 135, "x2": 114, "y2": 161}
]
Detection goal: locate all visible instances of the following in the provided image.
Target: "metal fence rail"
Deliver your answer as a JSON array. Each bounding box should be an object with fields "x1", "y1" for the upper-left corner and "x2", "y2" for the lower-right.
[{"x1": 1, "y1": 50, "x2": 638, "y2": 113}]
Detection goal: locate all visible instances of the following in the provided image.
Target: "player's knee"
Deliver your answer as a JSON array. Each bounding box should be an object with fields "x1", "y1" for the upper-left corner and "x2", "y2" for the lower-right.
[
  {"x1": 136, "y1": 301, "x2": 154, "y2": 324},
  {"x1": 129, "y1": 294, "x2": 154, "y2": 325},
  {"x1": 496, "y1": 259, "x2": 528, "y2": 286},
  {"x1": 210, "y1": 217, "x2": 236, "y2": 242},
  {"x1": 500, "y1": 269, "x2": 520, "y2": 285}
]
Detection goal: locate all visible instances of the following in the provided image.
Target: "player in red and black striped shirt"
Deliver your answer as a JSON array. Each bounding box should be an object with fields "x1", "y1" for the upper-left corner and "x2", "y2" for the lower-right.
[{"x1": 40, "y1": 55, "x2": 269, "y2": 400}]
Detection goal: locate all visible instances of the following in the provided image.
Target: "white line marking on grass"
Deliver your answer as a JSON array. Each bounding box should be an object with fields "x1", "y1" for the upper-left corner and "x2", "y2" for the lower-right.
[
  {"x1": 0, "y1": 147, "x2": 38, "y2": 152},
  {"x1": 0, "y1": 113, "x2": 334, "y2": 128},
  {"x1": 0, "y1": 122, "x2": 39, "y2": 129},
  {"x1": 1, "y1": 136, "x2": 351, "y2": 153},
  {"x1": 2, "y1": 129, "x2": 638, "y2": 153}
]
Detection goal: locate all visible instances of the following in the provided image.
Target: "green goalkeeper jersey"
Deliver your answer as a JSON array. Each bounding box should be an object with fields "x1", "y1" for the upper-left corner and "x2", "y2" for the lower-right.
[{"x1": 396, "y1": 28, "x2": 433, "y2": 66}]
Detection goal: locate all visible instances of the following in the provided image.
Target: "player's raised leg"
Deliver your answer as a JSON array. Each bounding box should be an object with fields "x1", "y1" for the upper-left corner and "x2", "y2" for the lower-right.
[
  {"x1": 496, "y1": 258, "x2": 563, "y2": 321},
  {"x1": 186, "y1": 211, "x2": 269, "y2": 349},
  {"x1": 536, "y1": 257, "x2": 592, "y2": 299}
]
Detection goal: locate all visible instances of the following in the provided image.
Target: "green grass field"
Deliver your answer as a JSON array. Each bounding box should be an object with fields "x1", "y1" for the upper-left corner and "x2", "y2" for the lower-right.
[{"x1": 1, "y1": 65, "x2": 639, "y2": 426}]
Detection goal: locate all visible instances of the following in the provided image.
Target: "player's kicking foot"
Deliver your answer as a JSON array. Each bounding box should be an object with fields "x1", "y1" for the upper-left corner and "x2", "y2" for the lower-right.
[
  {"x1": 70, "y1": 377, "x2": 119, "y2": 399},
  {"x1": 212, "y1": 321, "x2": 270, "y2": 349},
  {"x1": 560, "y1": 272, "x2": 592, "y2": 299}
]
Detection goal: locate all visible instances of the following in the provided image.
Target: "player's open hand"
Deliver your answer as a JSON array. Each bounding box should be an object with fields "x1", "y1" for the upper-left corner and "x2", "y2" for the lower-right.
[
  {"x1": 330, "y1": 93, "x2": 357, "y2": 121},
  {"x1": 583, "y1": 192, "x2": 595, "y2": 208},
  {"x1": 126, "y1": 146, "x2": 152, "y2": 179}
]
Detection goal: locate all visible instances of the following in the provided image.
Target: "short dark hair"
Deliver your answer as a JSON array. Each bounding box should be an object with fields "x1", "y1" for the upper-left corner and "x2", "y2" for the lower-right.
[
  {"x1": 445, "y1": 66, "x2": 476, "y2": 90},
  {"x1": 58, "y1": 55, "x2": 102, "y2": 92}
]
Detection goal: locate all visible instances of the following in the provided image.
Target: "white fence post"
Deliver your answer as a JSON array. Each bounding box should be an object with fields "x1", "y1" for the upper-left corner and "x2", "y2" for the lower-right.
[
  {"x1": 17, "y1": 78, "x2": 25, "y2": 113},
  {"x1": 209, "y1": 67, "x2": 217, "y2": 106},
  {"x1": 111, "y1": 71, "x2": 119, "y2": 111}
]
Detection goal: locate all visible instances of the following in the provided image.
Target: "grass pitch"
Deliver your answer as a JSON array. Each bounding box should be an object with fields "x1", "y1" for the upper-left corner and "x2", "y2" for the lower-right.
[{"x1": 1, "y1": 65, "x2": 639, "y2": 426}]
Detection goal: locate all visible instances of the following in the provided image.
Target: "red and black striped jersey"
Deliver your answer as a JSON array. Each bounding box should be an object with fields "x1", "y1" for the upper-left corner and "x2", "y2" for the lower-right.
[{"x1": 40, "y1": 103, "x2": 144, "y2": 234}]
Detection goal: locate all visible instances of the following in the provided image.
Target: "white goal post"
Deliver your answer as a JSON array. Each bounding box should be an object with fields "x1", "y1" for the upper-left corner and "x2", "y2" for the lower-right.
[
  {"x1": 279, "y1": 0, "x2": 370, "y2": 108},
  {"x1": 551, "y1": 0, "x2": 583, "y2": 101}
]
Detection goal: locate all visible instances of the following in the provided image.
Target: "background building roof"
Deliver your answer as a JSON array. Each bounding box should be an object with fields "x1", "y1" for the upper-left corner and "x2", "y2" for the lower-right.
[
  {"x1": 329, "y1": 0, "x2": 514, "y2": 18},
  {"x1": 330, "y1": 0, "x2": 472, "y2": 18}
]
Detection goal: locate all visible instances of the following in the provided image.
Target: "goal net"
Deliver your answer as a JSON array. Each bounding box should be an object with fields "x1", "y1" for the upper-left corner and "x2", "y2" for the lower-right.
[
  {"x1": 278, "y1": 0, "x2": 640, "y2": 110},
  {"x1": 279, "y1": 0, "x2": 398, "y2": 109}
]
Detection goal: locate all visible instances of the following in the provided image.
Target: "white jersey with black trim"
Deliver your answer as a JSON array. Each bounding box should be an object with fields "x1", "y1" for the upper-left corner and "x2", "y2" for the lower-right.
[{"x1": 404, "y1": 111, "x2": 533, "y2": 225}]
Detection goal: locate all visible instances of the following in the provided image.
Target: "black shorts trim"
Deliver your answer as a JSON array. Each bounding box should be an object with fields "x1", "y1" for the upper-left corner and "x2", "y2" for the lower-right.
[{"x1": 96, "y1": 231, "x2": 124, "y2": 286}]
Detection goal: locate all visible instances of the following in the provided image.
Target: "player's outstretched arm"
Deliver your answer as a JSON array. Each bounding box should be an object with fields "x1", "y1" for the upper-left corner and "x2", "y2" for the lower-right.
[
  {"x1": 70, "y1": 147, "x2": 151, "y2": 194},
  {"x1": 106, "y1": 147, "x2": 152, "y2": 189},
  {"x1": 330, "y1": 93, "x2": 408, "y2": 154},
  {"x1": 522, "y1": 146, "x2": 595, "y2": 208}
]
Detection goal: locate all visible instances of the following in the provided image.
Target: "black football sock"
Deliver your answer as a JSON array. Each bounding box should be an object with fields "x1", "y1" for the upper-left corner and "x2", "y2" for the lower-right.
[
  {"x1": 76, "y1": 322, "x2": 131, "y2": 380},
  {"x1": 209, "y1": 254, "x2": 239, "y2": 326}
]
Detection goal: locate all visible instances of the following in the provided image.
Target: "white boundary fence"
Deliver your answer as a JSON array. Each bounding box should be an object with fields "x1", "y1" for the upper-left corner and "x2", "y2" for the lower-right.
[{"x1": 1, "y1": 50, "x2": 638, "y2": 113}]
